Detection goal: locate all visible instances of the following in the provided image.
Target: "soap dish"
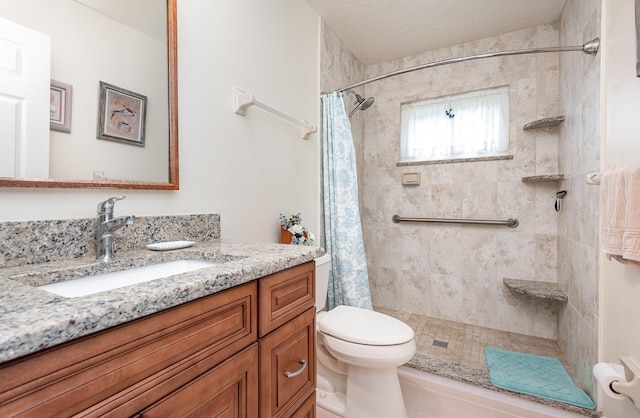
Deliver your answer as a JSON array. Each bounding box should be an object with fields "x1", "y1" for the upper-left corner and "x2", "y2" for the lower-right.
[{"x1": 146, "y1": 241, "x2": 196, "y2": 251}]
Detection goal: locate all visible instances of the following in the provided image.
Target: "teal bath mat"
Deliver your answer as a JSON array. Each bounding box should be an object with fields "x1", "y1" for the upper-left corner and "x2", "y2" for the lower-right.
[{"x1": 484, "y1": 347, "x2": 595, "y2": 409}]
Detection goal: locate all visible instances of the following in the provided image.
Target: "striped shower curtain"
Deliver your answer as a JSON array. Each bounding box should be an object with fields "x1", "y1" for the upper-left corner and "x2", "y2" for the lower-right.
[{"x1": 321, "y1": 92, "x2": 372, "y2": 310}]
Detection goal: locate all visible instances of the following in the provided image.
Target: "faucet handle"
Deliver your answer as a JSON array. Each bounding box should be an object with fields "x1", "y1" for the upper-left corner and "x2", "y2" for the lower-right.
[{"x1": 97, "y1": 196, "x2": 126, "y2": 214}]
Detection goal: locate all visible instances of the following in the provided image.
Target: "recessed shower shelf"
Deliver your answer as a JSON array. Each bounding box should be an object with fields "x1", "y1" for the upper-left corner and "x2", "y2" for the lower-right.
[
  {"x1": 503, "y1": 278, "x2": 568, "y2": 302},
  {"x1": 523, "y1": 116, "x2": 565, "y2": 130},
  {"x1": 521, "y1": 174, "x2": 564, "y2": 183}
]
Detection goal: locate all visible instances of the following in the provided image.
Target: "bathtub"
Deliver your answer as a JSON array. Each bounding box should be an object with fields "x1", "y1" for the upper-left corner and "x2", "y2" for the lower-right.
[
  {"x1": 397, "y1": 366, "x2": 593, "y2": 418},
  {"x1": 317, "y1": 366, "x2": 593, "y2": 418}
]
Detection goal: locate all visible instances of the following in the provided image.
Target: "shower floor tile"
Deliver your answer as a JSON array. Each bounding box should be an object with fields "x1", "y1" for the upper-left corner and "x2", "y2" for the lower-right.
[
  {"x1": 374, "y1": 307, "x2": 603, "y2": 416},
  {"x1": 375, "y1": 306, "x2": 570, "y2": 375}
]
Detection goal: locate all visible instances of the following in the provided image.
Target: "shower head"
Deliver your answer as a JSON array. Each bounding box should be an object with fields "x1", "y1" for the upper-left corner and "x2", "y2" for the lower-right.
[
  {"x1": 348, "y1": 91, "x2": 375, "y2": 117},
  {"x1": 358, "y1": 94, "x2": 375, "y2": 111}
]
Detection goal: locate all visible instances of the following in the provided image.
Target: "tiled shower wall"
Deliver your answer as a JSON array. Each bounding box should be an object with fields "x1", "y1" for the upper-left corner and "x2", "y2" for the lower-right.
[
  {"x1": 359, "y1": 24, "x2": 563, "y2": 340},
  {"x1": 320, "y1": 20, "x2": 365, "y2": 189},
  {"x1": 558, "y1": 0, "x2": 601, "y2": 400}
]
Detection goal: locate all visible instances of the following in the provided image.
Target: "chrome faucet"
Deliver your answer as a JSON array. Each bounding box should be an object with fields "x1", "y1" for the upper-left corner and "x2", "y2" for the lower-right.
[{"x1": 96, "y1": 196, "x2": 136, "y2": 262}]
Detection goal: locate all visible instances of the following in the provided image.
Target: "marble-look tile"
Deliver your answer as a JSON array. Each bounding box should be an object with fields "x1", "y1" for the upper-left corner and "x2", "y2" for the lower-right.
[
  {"x1": 495, "y1": 231, "x2": 536, "y2": 279},
  {"x1": 320, "y1": 21, "x2": 364, "y2": 93},
  {"x1": 514, "y1": 77, "x2": 538, "y2": 128},
  {"x1": 496, "y1": 181, "x2": 537, "y2": 234},
  {"x1": 535, "y1": 130, "x2": 560, "y2": 176},
  {"x1": 401, "y1": 227, "x2": 433, "y2": 271},
  {"x1": 496, "y1": 281, "x2": 557, "y2": 339},
  {"x1": 457, "y1": 160, "x2": 498, "y2": 184},
  {"x1": 351, "y1": 23, "x2": 565, "y2": 341},
  {"x1": 576, "y1": 243, "x2": 598, "y2": 328},
  {"x1": 429, "y1": 184, "x2": 465, "y2": 219},
  {"x1": 534, "y1": 183, "x2": 560, "y2": 235},
  {"x1": 535, "y1": 234, "x2": 558, "y2": 280},
  {"x1": 369, "y1": 266, "x2": 401, "y2": 310},
  {"x1": 536, "y1": 73, "x2": 561, "y2": 119},
  {"x1": 557, "y1": 0, "x2": 601, "y2": 399},
  {"x1": 556, "y1": 236, "x2": 571, "y2": 285},
  {"x1": 462, "y1": 183, "x2": 498, "y2": 219}
]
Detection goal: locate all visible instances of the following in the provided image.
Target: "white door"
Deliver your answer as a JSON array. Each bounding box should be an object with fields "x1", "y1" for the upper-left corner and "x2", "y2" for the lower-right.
[{"x1": 0, "y1": 16, "x2": 50, "y2": 178}]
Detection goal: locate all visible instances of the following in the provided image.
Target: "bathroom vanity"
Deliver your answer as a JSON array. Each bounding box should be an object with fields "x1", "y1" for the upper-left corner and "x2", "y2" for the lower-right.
[{"x1": 0, "y1": 230, "x2": 321, "y2": 418}]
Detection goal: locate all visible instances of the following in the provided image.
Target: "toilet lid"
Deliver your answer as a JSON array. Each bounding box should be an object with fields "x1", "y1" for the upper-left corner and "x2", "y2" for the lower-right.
[{"x1": 317, "y1": 305, "x2": 414, "y2": 346}]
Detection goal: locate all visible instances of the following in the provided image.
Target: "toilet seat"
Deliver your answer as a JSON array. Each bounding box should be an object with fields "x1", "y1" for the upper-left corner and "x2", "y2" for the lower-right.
[
  {"x1": 317, "y1": 305, "x2": 414, "y2": 346},
  {"x1": 321, "y1": 332, "x2": 416, "y2": 368}
]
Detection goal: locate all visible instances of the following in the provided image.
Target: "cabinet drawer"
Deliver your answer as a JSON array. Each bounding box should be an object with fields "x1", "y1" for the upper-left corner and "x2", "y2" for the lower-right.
[
  {"x1": 259, "y1": 261, "x2": 314, "y2": 337},
  {"x1": 0, "y1": 282, "x2": 257, "y2": 417},
  {"x1": 260, "y1": 307, "x2": 316, "y2": 418},
  {"x1": 135, "y1": 343, "x2": 259, "y2": 418},
  {"x1": 288, "y1": 392, "x2": 316, "y2": 418}
]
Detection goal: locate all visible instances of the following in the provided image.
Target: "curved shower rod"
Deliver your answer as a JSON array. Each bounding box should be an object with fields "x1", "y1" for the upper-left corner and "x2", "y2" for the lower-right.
[{"x1": 328, "y1": 38, "x2": 600, "y2": 94}]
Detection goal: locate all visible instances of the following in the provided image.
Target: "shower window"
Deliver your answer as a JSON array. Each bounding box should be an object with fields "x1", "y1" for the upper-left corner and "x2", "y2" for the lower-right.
[{"x1": 400, "y1": 86, "x2": 509, "y2": 163}]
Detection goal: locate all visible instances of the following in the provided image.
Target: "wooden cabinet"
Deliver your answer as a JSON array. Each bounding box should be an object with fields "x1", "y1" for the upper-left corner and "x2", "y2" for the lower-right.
[
  {"x1": 0, "y1": 281, "x2": 258, "y2": 417},
  {"x1": 135, "y1": 344, "x2": 259, "y2": 418},
  {"x1": 0, "y1": 261, "x2": 316, "y2": 418},
  {"x1": 259, "y1": 261, "x2": 316, "y2": 418},
  {"x1": 260, "y1": 308, "x2": 315, "y2": 418}
]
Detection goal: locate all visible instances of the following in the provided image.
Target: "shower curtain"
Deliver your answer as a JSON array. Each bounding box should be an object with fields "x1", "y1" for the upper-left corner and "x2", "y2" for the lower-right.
[{"x1": 322, "y1": 92, "x2": 373, "y2": 310}]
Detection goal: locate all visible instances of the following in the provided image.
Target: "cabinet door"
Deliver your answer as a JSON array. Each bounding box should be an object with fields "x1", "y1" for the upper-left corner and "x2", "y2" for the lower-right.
[
  {"x1": 0, "y1": 282, "x2": 257, "y2": 417},
  {"x1": 135, "y1": 343, "x2": 259, "y2": 418},
  {"x1": 260, "y1": 307, "x2": 316, "y2": 418}
]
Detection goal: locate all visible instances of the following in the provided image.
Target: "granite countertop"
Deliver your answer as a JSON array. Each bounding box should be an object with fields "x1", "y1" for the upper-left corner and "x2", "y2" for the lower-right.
[
  {"x1": 503, "y1": 278, "x2": 568, "y2": 302},
  {"x1": 0, "y1": 239, "x2": 323, "y2": 364}
]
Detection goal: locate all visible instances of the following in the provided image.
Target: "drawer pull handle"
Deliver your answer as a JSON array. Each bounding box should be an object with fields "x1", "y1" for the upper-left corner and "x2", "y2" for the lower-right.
[{"x1": 284, "y1": 359, "x2": 307, "y2": 378}]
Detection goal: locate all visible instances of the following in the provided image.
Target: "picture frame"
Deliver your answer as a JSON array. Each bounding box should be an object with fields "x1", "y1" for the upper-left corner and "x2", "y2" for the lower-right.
[
  {"x1": 97, "y1": 81, "x2": 147, "y2": 147},
  {"x1": 50, "y1": 80, "x2": 72, "y2": 133}
]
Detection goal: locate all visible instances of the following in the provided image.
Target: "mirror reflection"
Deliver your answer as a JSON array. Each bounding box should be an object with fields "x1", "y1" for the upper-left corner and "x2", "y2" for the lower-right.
[{"x1": 0, "y1": 0, "x2": 178, "y2": 189}]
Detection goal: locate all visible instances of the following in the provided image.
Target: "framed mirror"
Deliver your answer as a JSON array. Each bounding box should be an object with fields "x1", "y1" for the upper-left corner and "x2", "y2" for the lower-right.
[{"x1": 0, "y1": 0, "x2": 179, "y2": 190}]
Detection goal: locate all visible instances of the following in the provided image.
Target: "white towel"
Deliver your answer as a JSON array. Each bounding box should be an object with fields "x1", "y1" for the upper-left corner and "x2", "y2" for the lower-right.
[
  {"x1": 600, "y1": 167, "x2": 628, "y2": 257},
  {"x1": 600, "y1": 164, "x2": 640, "y2": 264},
  {"x1": 622, "y1": 164, "x2": 640, "y2": 262}
]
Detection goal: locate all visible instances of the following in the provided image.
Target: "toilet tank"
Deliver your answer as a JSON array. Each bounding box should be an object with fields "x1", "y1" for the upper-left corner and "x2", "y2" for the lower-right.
[{"x1": 314, "y1": 254, "x2": 331, "y2": 312}]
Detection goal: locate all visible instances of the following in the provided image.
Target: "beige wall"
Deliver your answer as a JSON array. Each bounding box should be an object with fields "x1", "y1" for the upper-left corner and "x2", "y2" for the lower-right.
[
  {"x1": 600, "y1": 0, "x2": 640, "y2": 416},
  {"x1": 359, "y1": 24, "x2": 563, "y2": 339},
  {"x1": 0, "y1": 0, "x2": 321, "y2": 244},
  {"x1": 558, "y1": 0, "x2": 601, "y2": 400}
]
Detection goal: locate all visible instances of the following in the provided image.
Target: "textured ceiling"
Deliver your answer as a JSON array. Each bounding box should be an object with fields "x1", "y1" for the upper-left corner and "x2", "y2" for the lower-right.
[
  {"x1": 305, "y1": 0, "x2": 567, "y2": 65},
  {"x1": 76, "y1": 0, "x2": 166, "y2": 42}
]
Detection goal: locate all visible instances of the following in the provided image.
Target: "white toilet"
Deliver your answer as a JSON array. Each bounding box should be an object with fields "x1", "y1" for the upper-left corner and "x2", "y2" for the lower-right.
[{"x1": 314, "y1": 254, "x2": 416, "y2": 418}]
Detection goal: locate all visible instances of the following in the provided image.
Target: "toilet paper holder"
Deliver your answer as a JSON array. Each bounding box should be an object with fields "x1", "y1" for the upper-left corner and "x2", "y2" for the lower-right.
[{"x1": 610, "y1": 356, "x2": 640, "y2": 410}]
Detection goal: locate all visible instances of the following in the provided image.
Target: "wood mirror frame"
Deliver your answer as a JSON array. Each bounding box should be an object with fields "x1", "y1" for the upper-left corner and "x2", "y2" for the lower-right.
[{"x1": 0, "y1": 0, "x2": 179, "y2": 190}]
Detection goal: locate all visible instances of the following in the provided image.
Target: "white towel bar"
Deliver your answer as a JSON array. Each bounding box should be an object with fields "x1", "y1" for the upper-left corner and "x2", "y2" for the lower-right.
[
  {"x1": 586, "y1": 172, "x2": 602, "y2": 185},
  {"x1": 233, "y1": 87, "x2": 317, "y2": 139}
]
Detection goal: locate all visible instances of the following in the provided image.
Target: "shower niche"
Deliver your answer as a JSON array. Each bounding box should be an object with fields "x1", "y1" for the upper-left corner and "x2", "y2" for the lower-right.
[{"x1": 521, "y1": 115, "x2": 566, "y2": 184}]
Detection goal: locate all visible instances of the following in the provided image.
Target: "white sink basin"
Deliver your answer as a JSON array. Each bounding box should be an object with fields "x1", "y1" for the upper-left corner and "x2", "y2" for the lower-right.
[{"x1": 37, "y1": 259, "x2": 219, "y2": 298}]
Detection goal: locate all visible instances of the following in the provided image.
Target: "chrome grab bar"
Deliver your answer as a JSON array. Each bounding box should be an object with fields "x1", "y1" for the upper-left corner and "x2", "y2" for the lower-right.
[{"x1": 392, "y1": 215, "x2": 519, "y2": 228}]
